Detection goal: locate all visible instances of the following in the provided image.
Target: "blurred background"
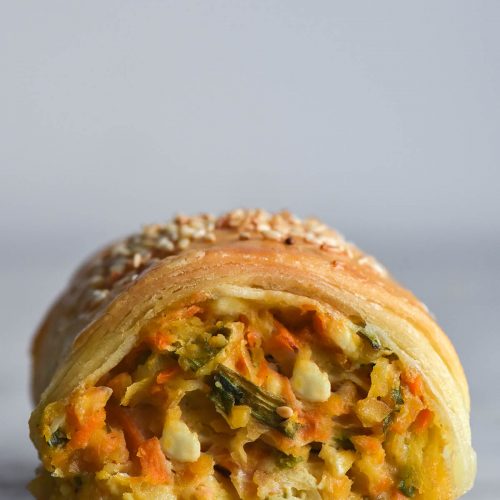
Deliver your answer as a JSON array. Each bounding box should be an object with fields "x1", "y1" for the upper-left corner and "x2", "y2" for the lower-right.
[{"x1": 1, "y1": 1, "x2": 498, "y2": 498}]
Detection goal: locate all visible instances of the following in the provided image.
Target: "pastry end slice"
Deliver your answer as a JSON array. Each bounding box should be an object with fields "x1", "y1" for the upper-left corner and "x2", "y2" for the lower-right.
[{"x1": 29, "y1": 209, "x2": 476, "y2": 499}]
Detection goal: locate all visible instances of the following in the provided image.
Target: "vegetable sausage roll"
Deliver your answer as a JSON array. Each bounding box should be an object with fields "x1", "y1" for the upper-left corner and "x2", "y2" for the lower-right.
[{"x1": 29, "y1": 209, "x2": 475, "y2": 499}]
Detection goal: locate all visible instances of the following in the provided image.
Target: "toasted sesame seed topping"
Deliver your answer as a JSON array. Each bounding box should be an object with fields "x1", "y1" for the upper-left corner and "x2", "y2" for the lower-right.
[
  {"x1": 90, "y1": 289, "x2": 109, "y2": 304},
  {"x1": 133, "y1": 253, "x2": 142, "y2": 268},
  {"x1": 156, "y1": 237, "x2": 175, "y2": 252},
  {"x1": 262, "y1": 229, "x2": 283, "y2": 241},
  {"x1": 75, "y1": 209, "x2": 386, "y2": 317},
  {"x1": 276, "y1": 406, "x2": 294, "y2": 419},
  {"x1": 238, "y1": 231, "x2": 251, "y2": 240},
  {"x1": 177, "y1": 238, "x2": 190, "y2": 250}
]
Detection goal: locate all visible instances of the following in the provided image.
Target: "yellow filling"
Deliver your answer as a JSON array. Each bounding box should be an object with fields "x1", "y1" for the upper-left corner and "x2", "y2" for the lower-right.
[{"x1": 32, "y1": 296, "x2": 450, "y2": 500}]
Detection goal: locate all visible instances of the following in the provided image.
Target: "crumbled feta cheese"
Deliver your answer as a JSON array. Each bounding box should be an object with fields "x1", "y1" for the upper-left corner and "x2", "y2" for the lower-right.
[
  {"x1": 161, "y1": 418, "x2": 200, "y2": 462},
  {"x1": 291, "y1": 358, "x2": 331, "y2": 402}
]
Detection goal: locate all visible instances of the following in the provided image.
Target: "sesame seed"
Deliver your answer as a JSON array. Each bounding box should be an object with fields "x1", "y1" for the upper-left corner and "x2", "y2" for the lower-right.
[
  {"x1": 88, "y1": 274, "x2": 104, "y2": 285},
  {"x1": 204, "y1": 233, "x2": 216, "y2": 242},
  {"x1": 133, "y1": 253, "x2": 142, "y2": 268},
  {"x1": 178, "y1": 238, "x2": 190, "y2": 250},
  {"x1": 111, "y1": 243, "x2": 131, "y2": 257},
  {"x1": 370, "y1": 260, "x2": 387, "y2": 276},
  {"x1": 276, "y1": 406, "x2": 294, "y2": 419},
  {"x1": 192, "y1": 229, "x2": 206, "y2": 239},
  {"x1": 262, "y1": 229, "x2": 282, "y2": 241},
  {"x1": 91, "y1": 289, "x2": 109, "y2": 303},
  {"x1": 78, "y1": 209, "x2": 385, "y2": 318},
  {"x1": 180, "y1": 225, "x2": 196, "y2": 238},
  {"x1": 255, "y1": 222, "x2": 269, "y2": 231},
  {"x1": 156, "y1": 237, "x2": 174, "y2": 251}
]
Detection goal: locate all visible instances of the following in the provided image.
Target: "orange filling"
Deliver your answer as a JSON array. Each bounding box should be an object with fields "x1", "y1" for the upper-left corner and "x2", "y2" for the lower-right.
[{"x1": 38, "y1": 297, "x2": 447, "y2": 499}]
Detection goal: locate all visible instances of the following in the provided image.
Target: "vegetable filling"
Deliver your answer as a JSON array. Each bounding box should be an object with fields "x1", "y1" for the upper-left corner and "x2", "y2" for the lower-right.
[{"x1": 36, "y1": 295, "x2": 449, "y2": 499}]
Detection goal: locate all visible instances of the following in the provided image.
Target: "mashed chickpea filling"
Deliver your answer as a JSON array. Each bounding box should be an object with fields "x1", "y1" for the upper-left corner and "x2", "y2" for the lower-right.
[{"x1": 34, "y1": 293, "x2": 450, "y2": 499}]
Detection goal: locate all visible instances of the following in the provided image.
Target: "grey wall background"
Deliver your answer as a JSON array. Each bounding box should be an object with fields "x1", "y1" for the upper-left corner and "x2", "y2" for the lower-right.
[{"x1": 1, "y1": 1, "x2": 498, "y2": 498}]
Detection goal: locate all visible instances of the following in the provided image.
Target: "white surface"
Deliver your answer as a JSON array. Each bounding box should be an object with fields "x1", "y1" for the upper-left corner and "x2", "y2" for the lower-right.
[{"x1": 1, "y1": 1, "x2": 499, "y2": 498}]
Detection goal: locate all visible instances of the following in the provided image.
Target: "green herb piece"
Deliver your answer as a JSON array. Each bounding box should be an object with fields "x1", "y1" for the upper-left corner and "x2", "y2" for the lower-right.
[
  {"x1": 382, "y1": 412, "x2": 394, "y2": 432},
  {"x1": 180, "y1": 340, "x2": 220, "y2": 371},
  {"x1": 391, "y1": 387, "x2": 404, "y2": 406},
  {"x1": 281, "y1": 419, "x2": 301, "y2": 438},
  {"x1": 47, "y1": 429, "x2": 68, "y2": 448},
  {"x1": 356, "y1": 329, "x2": 382, "y2": 350},
  {"x1": 334, "y1": 436, "x2": 355, "y2": 451},
  {"x1": 177, "y1": 326, "x2": 230, "y2": 372},
  {"x1": 398, "y1": 479, "x2": 417, "y2": 497},
  {"x1": 209, "y1": 365, "x2": 298, "y2": 437},
  {"x1": 276, "y1": 452, "x2": 303, "y2": 468}
]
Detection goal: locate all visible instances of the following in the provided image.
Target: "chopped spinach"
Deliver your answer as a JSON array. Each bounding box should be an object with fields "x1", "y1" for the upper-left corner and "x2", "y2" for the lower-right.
[
  {"x1": 209, "y1": 365, "x2": 298, "y2": 438},
  {"x1": 281, "y1": 419, "x2": 301, "y2": 438},
  {"x1": 382, "y1": 412, "x2": 394, "y2": 432},
  {"x1": 398, "y1": 479, "x2": 417, "y2": 497},
  {"x1": 47, "y1": 428, "x2": 68, "y2": 448},
  {"x1": 176, "y1": 326, "x2": 230, "y2": 372},
  {"x1": 276, "y1": 452, "x2": 303, "y2": 468},
  {"x1": 391, "y1": 387, "x2": 404, "y2": 406}
]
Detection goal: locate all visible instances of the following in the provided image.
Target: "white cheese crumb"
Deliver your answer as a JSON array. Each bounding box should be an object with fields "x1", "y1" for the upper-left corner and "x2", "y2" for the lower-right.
[
  {"x1": 291, "y1": 358, "x2": 331, "y2": 402},
  {"x1": 161, "y1": 418, "x2": 200, "y2": 463}
]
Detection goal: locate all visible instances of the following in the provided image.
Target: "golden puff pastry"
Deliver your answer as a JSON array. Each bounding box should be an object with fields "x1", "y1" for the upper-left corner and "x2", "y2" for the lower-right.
[{"x1": 29, "y1": 209, "x2": 475, "y2": 499}]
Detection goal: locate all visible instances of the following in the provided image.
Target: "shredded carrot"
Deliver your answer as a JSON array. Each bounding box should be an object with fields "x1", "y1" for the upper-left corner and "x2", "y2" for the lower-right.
[
  {"x1": 66, "y1": 388, "x2": 110, "y2": 450},
  {"x1": 402, "y1": 371, "x2": 423, "y2": 397},
  {"x1": 149, "y1": 330, "x2": 176, "y2": 351},
  {"x1": 137, "y1": 437, "x2": 171, "y2": 484},
  {"x1": 413, "y1": 409, "x2": 433, "y2": 433},
  {"x1": 236, "y1": 356, "x2": 248, "y2": 375},
  {"x1": 312, "y1": 312, "x2": 327, "y2": 335},
  {"x1": 107, "y1": 372, "x2": 132, "y2": 402},
  {"x1": 156, "y1": 366, "x2": 181, "y2": 385},
  {"x1": 147, "y1": 306, "x2": 202, "y2": 351},
  {"x1": 298, "y1": 395, "x2": 342, "y2": 442},
  {"x1": 351, "y1": 435, "x2": 383, "y2": 457},
  {"x1": 108, "y1": 405, "x2": 144, "y2": 455},
  {"x1": 280, "y1": 376, "x2": 297, "y2": 403},
  {"x1": 246, "y1": 329, "x2": 260, "y2": 349},
  {"x1": 272, "y1": 321, "x2": 299, "y2": 352},
  {"x1": 256, "y1": 358, "x2": 271, "y2": 381},
  {"x1": 300, "y1": 408, "x2": 332, "y2": 442},
  {"x1": 162, "y1": 305, "x2": 202, "y2": 321}
]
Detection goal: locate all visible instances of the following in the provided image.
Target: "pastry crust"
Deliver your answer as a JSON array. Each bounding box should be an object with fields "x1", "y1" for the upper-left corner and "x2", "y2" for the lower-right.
[{"x1": 30, "y1": 209, "x2": 476, "y2": 498}]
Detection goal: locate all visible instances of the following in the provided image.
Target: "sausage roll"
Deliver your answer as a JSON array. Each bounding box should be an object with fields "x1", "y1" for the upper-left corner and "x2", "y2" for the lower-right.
[{"x1": 29, "y1": 209, "x2": 476, "y2": 499}]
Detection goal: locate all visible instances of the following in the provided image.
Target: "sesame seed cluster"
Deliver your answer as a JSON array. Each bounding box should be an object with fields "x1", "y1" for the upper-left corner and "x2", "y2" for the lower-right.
[
  {"x1": 217, "y1": 208, "x2": 347, "y2": 248},
  {"x1": 78, "y1": 209, "x2": 386, "y2": 313}
]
